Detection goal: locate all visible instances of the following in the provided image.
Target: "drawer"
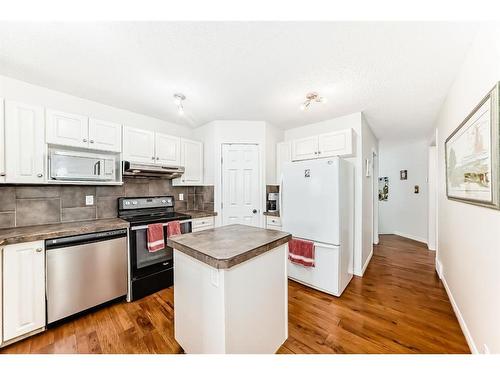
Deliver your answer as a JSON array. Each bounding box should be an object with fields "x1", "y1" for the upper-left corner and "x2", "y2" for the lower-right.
[
  {"x1": 266, "y1": 216, "x2": 281, "y2": 226},
  {"x1": 267, "y1": 224, "x2": 282, "y2": 231},
  {"x1": 191, "y1": 216, "x2": 215, "y2": 231}
]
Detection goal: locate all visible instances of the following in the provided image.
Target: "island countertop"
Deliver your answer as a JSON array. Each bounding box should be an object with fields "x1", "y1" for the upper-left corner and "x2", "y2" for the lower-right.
[{"x1": 167, "y1": 224, "x2": 291, "y2": 269}]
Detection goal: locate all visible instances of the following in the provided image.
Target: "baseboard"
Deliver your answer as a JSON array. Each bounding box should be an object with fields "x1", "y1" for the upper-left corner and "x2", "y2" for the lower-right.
[
  {"x1": 393, "y1": 231, "x2": 428, "y2": 244},
  {"x1": 440, "y1": 271, "x2": 478, "y2": 354},
  {"x1": 360, "y1": 249, "x2": 373, "y2": 276}
]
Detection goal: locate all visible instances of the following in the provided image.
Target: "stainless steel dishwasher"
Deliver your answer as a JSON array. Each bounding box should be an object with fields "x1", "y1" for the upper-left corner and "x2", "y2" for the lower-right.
[{"x1": 45, "y1": 229, "x2": 128, "y2": 324}]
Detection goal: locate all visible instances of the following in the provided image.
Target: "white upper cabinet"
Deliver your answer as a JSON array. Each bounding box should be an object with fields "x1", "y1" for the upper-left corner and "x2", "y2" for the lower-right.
[
  {"x1": 2, "y1": 241, "x2": 46, "y2": 342},
  {"x1": 291, "y1": 128, "x2": 354, "y2": 161},
  {"x1": 88, "y1": 118, "x2": 122, "y2": 152},
  {"x1": 173, "y1": 138, "x2": 204, "y2": 186},
  {"x1": 0, "y1": 98, "x2": 5, "y2": 183},
  {"x1": 5, "y1": 101, "x2": 45, "y2": 184},
  {"x1": 46, "y1": 110, "x2": 122, "y2": 152},
  {"x1": 291, "y1": 135, "x2": 318, "y2": 161},
  {"x1": 155, "y1": 133, "x2": 181, "y2": 166},
  {"x1": 276, "y1": 141, "x2": 291, "y2": 184},
  {"x1": 46, "y1": 109, "x2": 89, "y2": 148},
  {"x1": 318, "y1": 128, "x2": 354, "y2": 157},
  {"x1": 122, "y1": 126, "x2": 155, "y2": 164}
]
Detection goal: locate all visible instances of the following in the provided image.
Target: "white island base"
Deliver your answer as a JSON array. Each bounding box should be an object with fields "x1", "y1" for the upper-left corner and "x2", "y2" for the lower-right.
[{"x1": 173, "y1": 244, "x2": 288, "y2": 354}]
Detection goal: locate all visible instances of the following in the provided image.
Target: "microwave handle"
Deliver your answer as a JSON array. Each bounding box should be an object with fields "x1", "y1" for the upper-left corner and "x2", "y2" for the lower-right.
[{"x1": 94, "y1": 161, "x2": 101, "y2": 176}]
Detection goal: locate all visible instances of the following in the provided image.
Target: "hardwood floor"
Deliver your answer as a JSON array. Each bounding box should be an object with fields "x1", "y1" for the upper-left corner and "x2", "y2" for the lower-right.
[{"x1": 1, "y1": 235, "x2": 469, "y2": 354}]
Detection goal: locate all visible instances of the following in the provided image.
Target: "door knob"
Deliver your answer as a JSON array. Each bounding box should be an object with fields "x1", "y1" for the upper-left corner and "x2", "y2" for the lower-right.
[
  {"x1": 252, "y1": 209, "x2": 258, "y2": 214},
  {"x1": 35, "y1": 248, "x2": 42, "y2": 253},
  {"x1": 37, "y1": 173, "x2": 43, "y2": 178},
  {"x1": 83, "y1": 139, "x2": 88, "y2": 143},
  {"x1": 90, "y1": 140, "x2": 95, "y2": 144}
]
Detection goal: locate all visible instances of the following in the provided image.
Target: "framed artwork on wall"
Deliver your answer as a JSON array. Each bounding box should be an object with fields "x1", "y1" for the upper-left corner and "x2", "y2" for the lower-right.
[
  {"x1": 445, "y1": 82, "x2": 500, "y2": 209},
  {"x1": 400, "y1": 170, "x2": 408, "y2": 180}
]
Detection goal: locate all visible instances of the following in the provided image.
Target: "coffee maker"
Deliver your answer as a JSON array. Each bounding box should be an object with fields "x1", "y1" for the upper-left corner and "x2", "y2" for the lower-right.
[{"x1": 267, "y1": 192, "x2": 280, "y2": 213}]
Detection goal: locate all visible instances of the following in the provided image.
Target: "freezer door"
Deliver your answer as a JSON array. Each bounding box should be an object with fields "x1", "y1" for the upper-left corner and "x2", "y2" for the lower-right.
[{"x1": 281, "y1": 158, "x2": 340, "y2": 245}]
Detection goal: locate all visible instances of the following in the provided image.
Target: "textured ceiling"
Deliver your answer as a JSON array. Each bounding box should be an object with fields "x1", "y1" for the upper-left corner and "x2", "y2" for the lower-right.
[{"x1": 0, "y1": 22, "x2": 478, "y2": 139}]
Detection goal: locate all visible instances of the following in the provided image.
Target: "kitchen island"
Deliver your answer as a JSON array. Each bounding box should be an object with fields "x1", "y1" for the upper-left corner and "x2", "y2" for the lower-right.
[{"x1": 167, "y1": 224, "x2": 291, "y2": 354}]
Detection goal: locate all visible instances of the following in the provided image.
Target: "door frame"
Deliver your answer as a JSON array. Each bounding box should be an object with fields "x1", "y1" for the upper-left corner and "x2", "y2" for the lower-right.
[
  {"x1": 220, "y1": 143, "x2": 263, "y2": 228},
  {"x1": 372, "y1": 148, "x2": 380, "y2": 245}
]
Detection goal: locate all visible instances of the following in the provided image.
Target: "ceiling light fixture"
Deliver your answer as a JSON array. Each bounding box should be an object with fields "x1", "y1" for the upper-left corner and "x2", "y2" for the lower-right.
[
  {"x1": 173, "y1": 93, "x2": 186, "y2": 116},
  {"x1": 300, "y1": 92, "x2": 327, "y2": 111}
]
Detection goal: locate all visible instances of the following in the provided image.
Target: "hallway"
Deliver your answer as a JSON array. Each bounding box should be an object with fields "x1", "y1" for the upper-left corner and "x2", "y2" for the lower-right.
[{"x1": 279, "y1": 235, "x2": 470, "y2": 353}]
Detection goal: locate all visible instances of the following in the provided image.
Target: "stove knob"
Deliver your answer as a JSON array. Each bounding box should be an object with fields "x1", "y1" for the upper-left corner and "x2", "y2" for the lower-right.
[
  {"x1": 132, "y1": 201, "x2": 138, "y2": 205},
  {"x1": 161, "y1": 200, "x2": 167, "y2": 203}
]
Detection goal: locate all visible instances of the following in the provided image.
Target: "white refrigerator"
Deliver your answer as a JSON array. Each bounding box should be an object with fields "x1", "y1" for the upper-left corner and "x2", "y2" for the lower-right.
[{"x1": 280, "y1": 157, "x2": 354, "y2": 297}]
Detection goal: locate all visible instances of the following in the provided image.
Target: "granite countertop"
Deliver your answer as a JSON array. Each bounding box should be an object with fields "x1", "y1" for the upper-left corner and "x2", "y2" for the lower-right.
[
  {"x1": 263, "y1": 211, "x2": 280, "y2": 217},
  {"x1": 179, "y1": 210, "x2": 218, "y2": 219},
  {"x1": 167, "y1": 224, "x2": 291, "y2": 269},
  {"x1": 0, "y1": 218, "x2": 130, "y2": 246}
]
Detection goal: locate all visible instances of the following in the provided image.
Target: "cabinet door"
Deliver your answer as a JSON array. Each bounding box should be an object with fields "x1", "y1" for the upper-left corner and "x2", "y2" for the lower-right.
[
  {"x1": 276, "y1": 141, "x2": 291, "y2": 184},
  {"x1": 3, "y1": 241, "x2": 45, "y2": 341},
  {"x1": 46, "y1": 109, "x2": 89, "y2": 148},
  {"x1": 318, "y1": 128, "x2": 354, "y2": 157},
  {"x1": 88, "y1": 118, "x2": 122, "y2": 152},
  {"x1": 176, "y1": 139, "x2": 203, "y2": 185},
  {"x1": 291, "y1": 136, "x2": 318, "y2": 161},
  {"x1": 5, "y1": 101, "x2": 45, "y2": 183},
  {"x1": 155, "y1": 133, "x2": 181, "y2": 166},
  {"x1": 122, "y1": 126, "x2": 155, "y2": 164},
  {"x1": 0, "y1": 98, "x2": 5, "y2": 183}
]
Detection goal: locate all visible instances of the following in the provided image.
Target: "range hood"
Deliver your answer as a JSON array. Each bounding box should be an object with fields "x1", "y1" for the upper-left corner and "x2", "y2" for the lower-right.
[{"x1": 123, "y1": 161, "x2": 185, "y2": 179}]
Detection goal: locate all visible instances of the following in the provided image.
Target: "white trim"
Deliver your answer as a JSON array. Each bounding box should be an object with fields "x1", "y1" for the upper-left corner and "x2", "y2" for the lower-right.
[
  {"x1": 440, "y1": 271, "x2": 478, "y2": 354},
  {"x1": 393, "y1": 231, "x2": 428, "y2": 244},
  {"x1": 361, "y1": 249, "x2": 373, "y2": 276}
]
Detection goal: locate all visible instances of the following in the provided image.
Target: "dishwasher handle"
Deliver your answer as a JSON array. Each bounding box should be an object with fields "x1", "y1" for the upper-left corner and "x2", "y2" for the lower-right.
[{"x1": 45, "y1": 228, "x2": 128, "y2": 249}]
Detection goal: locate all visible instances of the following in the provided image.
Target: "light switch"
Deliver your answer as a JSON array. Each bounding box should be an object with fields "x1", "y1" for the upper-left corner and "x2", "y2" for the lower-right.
[
  {"x1": 85, "y1": 195, "x2": 94, "y2": 205},
  {"x1": 179, "y1": 193, "x2": 184, "y2": 201}
]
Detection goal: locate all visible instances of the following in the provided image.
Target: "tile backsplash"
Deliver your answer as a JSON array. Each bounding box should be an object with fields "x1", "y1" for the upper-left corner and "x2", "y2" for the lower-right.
[{"x1": 0, "y1": 180, "x2": 214, "y2": 229}]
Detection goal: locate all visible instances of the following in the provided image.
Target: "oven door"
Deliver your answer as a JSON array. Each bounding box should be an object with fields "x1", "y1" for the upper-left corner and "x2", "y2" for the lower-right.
[{"x1": 129, "y1": 221, "x2": 192, "y2": 279}]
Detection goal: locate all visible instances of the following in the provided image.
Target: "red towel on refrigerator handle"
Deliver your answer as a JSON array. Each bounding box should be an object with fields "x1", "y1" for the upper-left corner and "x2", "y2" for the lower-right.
[
  {"x1": 288, "y1": 238, "x2": 315, "y2": 267},
  {"x1": 147, "y1": 223, "x2": 165, "y2": 252},
  {"x1": 167, "y1": 220, "x2": 182, "y2": 237}
]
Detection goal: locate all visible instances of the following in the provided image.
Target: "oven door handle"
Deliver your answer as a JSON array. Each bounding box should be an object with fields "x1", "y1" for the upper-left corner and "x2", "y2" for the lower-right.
[{"x1": 130, "y1": 219, "x2": 192, "y2": 231}]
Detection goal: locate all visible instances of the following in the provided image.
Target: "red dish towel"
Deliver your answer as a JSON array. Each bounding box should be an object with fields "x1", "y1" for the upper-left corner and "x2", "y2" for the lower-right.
[
  {"x1": 288, "y1": 238, "x2": 315, "y2": 267},
  {"x1": 147, "y1": 223, "x2": 165, "y2": 252},
  {"x1": 167, "y1": 220, "x2": 182, "y2": 237}
]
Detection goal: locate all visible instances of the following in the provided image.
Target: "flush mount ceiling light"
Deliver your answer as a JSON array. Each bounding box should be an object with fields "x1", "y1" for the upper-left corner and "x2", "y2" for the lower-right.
[
  {"x1": 300, "y1": 92, "x2": 327, "y2": 111},
  {"x1": 173, "y1": 93, "x2": 186, "y2": 116}
]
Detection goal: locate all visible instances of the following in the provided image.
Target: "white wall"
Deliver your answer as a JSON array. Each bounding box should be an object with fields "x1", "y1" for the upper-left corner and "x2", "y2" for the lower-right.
[
  {"x1": 361, "y1": 114, "x2": 379, "y2": 272},
  {"x1": 265, "y1": 123, "x2": 284, "y2": 185},
  {"x1": 378, "y1": 138, "x2": 429, "y2": 243},
  {"x1": 0, "y1": 75, "x2": 192, "y2": 138},
  {"x1": 284, "y1": 112, "x2": 378, "y2": 276},
  {"x1": 433, "y1": 24, "x2": 500, "y2": 354}
]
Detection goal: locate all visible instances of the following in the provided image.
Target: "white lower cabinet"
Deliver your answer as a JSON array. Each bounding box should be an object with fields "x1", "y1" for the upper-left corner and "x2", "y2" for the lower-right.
[
  {"x1": 266, "y1": 216, "x2": 282, "y2": 231},
  {"x1": 191, "y1": 217, "x2": 215, "y2": 232},
  {"x1": 2, "y1": 241, "x2": 46, "y2": 342}
]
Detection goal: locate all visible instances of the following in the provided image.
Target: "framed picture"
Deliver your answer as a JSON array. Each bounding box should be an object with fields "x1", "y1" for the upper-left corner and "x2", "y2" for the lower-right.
[
  {"x1": 445, "y1": 82, "x2": 500, "y2": 209},
  {"x1": 378, "y1": 177, "x2": 389, "y2": 201},
  {"x1": 400, "y1": 170, "x2": 407, "y2": 180}
]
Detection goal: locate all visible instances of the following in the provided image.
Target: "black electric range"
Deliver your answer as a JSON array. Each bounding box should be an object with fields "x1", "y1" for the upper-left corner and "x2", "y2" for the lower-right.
[{"x1": 118, "y1": 196, "x2": 191, "y2": 301}]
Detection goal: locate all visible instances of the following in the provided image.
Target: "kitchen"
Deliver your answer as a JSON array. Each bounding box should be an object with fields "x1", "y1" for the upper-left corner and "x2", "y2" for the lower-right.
[{"x1": 0, "y1": 20, "x2": 484, "y2": 359}]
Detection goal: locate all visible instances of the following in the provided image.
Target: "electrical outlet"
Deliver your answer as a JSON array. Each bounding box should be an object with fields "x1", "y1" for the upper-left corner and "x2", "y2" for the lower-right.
[
  {"x1": 179, "y1": 193, "x2": 184, "y2": 201},
  {"x1": 85, "y1": 195, "x2": 94, "y2": 206}
]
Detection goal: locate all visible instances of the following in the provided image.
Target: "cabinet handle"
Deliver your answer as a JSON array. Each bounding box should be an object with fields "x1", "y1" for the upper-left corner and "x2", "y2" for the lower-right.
[
  {"x1": 318, "y1": 151, "x2": 322, "y2": 154},
  {"x1": 156, "y1": 157, "x2": 159, "y2": 160},
  {"x1": 0, "y1": 172, "x2": 6, "y2": 177},
  {"x1": 152, "y1": 156, "x2": 155, "y2": 160},
  {"x1": 90, "y1": 140, "x2": 95, "y2": 144},
  {"x1": 314, "y1": 151, "x2": 318, "y2": 155},
  {"x1": 37, "y1": 173, "x2": 43, "y2": 178},
  {"x1": 83, "y1": 138, "x2": 88, "y2": 143},
  {"x1": 36, "y1": 248, "x2": 42, "y2": 253}
]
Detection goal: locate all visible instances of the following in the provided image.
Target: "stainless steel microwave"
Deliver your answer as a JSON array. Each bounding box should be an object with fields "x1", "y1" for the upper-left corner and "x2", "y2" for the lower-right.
[{"x1": 49, "y1": 148, "x2": 118, "y2": 182}]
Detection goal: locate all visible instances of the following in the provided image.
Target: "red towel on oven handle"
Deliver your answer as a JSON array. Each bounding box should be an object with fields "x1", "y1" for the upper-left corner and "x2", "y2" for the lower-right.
[
  {"x1": 167, "y1": 220, "x2": 182, "y2": 237},
  {"x1": 147, "y1": 223, "x2": 165, "y2": 253},
  {"x1": 288, "y1": 238, "x2": 315, "y2": 267}
]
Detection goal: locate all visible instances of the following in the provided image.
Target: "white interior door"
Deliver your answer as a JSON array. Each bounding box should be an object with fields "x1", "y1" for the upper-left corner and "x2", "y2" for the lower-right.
[{"x1": 222, "y1": 144, "x2": 261, "y2": 227}]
